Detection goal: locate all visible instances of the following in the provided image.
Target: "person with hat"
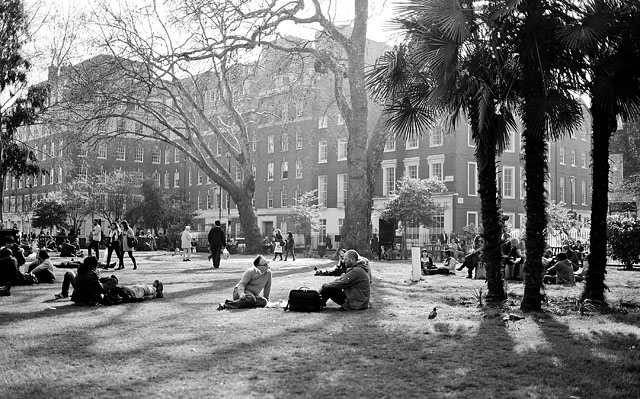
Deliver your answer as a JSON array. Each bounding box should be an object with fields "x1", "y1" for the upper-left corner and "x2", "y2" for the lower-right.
[{"x1": 217, "y1": 255, "x2": 272, "y2": 310}]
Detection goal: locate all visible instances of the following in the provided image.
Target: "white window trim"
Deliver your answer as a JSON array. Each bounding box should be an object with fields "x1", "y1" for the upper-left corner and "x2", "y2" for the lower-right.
[
  {"x1": 502, "y1": 166, "x2": 515, "y2": 199},
  {"x1": 467, "y1": 161, "x2": 478, "y2": 197}
]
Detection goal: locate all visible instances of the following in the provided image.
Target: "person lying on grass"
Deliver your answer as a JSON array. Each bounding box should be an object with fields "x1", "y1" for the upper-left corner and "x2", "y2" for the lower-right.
[
  {"x1": 54, "y1": 256, "x2": 163, "y2": 305},
  {"x1": 314, "y1": 248, "x2": 347, "y2": 276},
  {"x1": 217, "y1": 255, "x2": 272, "y2": 311},
  {"x1": 318, "y1": 249, "x2": 371, "y2": 311}
]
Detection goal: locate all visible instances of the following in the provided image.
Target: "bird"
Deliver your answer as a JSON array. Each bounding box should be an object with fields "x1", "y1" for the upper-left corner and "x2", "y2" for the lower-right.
[{"x1": 428, "y1": 307, "x2": 437, "y2": 319}]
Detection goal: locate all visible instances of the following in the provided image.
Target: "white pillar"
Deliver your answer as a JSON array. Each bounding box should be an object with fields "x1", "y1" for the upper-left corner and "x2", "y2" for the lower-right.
[{"x1": 411, "y1": 247, "x2": 421, "y2": 282}]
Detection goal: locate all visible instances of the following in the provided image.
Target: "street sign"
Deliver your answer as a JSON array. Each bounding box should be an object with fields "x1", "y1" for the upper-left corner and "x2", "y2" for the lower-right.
[{"x1": 567, "y1": 210, "x2": 577, "y2": 219}]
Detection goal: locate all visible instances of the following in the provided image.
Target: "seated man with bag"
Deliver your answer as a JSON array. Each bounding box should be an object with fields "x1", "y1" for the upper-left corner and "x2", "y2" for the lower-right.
[
  {"x1": 217, "y1": 255, "x2": 271, "y2": 310},
  {"x1": 318, "y1": 249, "x2": 370, "y2": 311}
]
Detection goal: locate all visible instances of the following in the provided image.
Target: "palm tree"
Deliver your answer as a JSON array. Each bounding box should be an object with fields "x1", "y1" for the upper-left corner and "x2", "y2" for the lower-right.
[
  {"x1": 559, "y1": 0, "x2": 640, "y2": 304},
  {"x1": 367, "y1": 0, "x2": 520, "y2": 302},
  {"x1": 513, "y1": 0, "x2": 584, "y2": 311}
]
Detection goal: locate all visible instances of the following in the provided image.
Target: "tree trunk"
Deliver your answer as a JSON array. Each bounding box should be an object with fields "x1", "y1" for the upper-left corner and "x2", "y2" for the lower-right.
[
  {"x1": 339, "y1": 1, "x2": 372, "y2": 256},
  {"x1": 582, "y1": 104, "x2": 615, "y2": 303},
  {"x1": 230, "y1": 174, "x2": 262, "y2": 254},
  {"x1": 476, "y1": 127, "x2": 505, "y2": 302},
  {"x1": 521, "y1": 134, "x2": 548, "y2": 312}
]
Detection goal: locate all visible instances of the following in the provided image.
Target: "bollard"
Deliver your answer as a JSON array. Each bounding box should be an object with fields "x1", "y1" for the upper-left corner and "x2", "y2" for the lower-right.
[{"x1": 411, "y1": 247, "x2": 421, "y2": 282}]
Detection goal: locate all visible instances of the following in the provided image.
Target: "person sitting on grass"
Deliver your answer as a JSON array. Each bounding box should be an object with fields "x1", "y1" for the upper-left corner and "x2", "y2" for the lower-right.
[
  {"x1": 314, "y1": 248, "x2": 347, "y2": 276},
  {"x1": 318, "y1": 249, "x2": 370, "y2": 311},
  {"x1": 543, "y1": 252, "x2": 576, "y2": 286},
  {"x1": 0, "y1": 248, "x2": 22, "y2": 291},
  {"x1": 26, "y1": 249, "x2": 56, "y2": 283},
  {"x1": 423, "y1": 250, "x2": 458, "y2": 275},
  {"x1": 217, "y1": 255, "x2": 272, "y2": 310},
  {"x1": 420, "y1": 249, "x2": 435, "y2": 275}
]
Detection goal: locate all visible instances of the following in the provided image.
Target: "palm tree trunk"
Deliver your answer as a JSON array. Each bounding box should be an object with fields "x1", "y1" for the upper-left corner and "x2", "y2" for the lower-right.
[
  {"x1": 582, "y1": 104, "x2": 615, "y2": 303},
  {"x1": 476, "y1": 119, "x2": 505, "y2": 302},
  {"x1": 521, "y1": 135, "x2": 548, "y2": 312}
]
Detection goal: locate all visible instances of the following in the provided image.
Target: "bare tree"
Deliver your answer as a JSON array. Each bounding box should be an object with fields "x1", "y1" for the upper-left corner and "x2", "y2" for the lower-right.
[{"x1": 173, "y1": 0, "x2": 391, "y2": 255}]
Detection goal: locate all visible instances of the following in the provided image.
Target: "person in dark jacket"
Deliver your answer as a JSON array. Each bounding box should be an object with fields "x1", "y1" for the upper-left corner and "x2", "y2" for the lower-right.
[
  {"x1": 0, "y1": 248, "x2": 23, "y2": 288},
  {"x1": 284, "y1": 231, "x2": 296, "y2": 261},
  {"x1": 69, "y1": 256, "x2": 106, "y2": 305},
  {"x1": 208, "y1": 220, "x2": 226, "y2": 269},
  {"x1": 319, "y1": 249, "x2": 371, "y2": 310}
]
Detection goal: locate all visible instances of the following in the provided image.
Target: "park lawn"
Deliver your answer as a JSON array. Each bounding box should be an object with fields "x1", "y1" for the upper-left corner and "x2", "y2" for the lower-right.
[{"x1": 1, "y1": 252, "x2": 639, "y2": 399}]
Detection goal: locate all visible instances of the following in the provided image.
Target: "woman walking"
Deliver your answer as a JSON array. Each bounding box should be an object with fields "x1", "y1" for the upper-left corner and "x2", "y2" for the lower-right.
[
  {"x1": 118, "y1": 220, "x2": 137, "y2": 270},
  {"x1": 105, "y1": 222, "x2": 122, "y2": 269}
]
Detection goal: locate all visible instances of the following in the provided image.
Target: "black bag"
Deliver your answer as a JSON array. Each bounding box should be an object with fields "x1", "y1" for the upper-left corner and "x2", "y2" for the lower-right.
[
  {"x1": 284, "y1": 287, "x2": 323, "y2": 312},
  {"x1": 127, "y1": 236, "x2": 138, "y2": 248}
]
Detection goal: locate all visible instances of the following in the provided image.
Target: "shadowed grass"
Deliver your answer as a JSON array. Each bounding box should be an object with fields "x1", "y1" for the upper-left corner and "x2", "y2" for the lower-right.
[{"x1": 0, "y1": 253, "x2": 639, "y2": 398}]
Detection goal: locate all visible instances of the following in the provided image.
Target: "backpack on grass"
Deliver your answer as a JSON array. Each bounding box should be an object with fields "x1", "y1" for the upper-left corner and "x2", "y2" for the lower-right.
[{"x1": 284, "y1": 287, "x2": 323, "y2": 312}]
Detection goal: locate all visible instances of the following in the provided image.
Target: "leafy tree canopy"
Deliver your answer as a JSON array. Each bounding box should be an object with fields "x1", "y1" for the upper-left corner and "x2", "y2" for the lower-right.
[
  {"x1": 380, "y1": 177, "x2": 446, "y2": 228},
  {"x1": 32, "y1": 195, "x2": 68, "y2": 232}
]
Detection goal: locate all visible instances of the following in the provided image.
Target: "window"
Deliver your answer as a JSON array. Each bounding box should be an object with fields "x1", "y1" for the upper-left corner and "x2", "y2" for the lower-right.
[
  {"x1": 428, "y1": 155, "x2": 444, "y2": 181},
  {"x1": 154, "y1": 172, "x2": 161, "y2": 187},
  {"x1": 152, "y1": 148, "x2": 160, "y2": 164},
  {"x1": 79, "y1": 164, "x2": 88, "y2": 180},
  {"x1": 235, "y1": 166, "x2": 242, "y2": 182},
  {"x1": 206, "y1": 191, "x2": 212, "y2": 209},
  {"x1": 581, "y1": 151, "x2": 587, "y2": 168},
  {"x1": 41, "y1": 172, "x2": 46, "y2": 186},
  {"x1": 466, "y1": 212, "x2": 478, "y2": 228},
  {"x1": 429, "y1": 124, "x2": 443, "y2": 147},
  {"x1": 115, "y1": 143, "x2": 126, "y2": 160},
  {"x1": 406, "y1": 164, "x2": 419, "y2": 180},
  {"x1": 252, "y1": 135, "x2": 257, "y2": 152},
  {"x1": 571, "y1": 177, "x2": 576, "y2": 205},
  {"x1": 97, "y1": 144, "x2": 107, "y2": 159},
  {"x1": 503, "y1": 166, "x2": 515, "y2": 199},
  {"x1": 197, "y1": 194, "x2": 202, "y2": 210},
  {"x1": 97, "y1": 121, "x2": 106, "y2": 134},
  {"x1": 295, "y1": 159, "x2": 303, "y2": 179},
  {"x1": 216, "y1": 141, "x2": 222, "y2": 157},
  {"x1": 281, "y1": 161, "x2": 288, "y2": 179},
  {"x1": 384, "y1": 137, "x2": 396, "y2": 152},
  {"x1": 49, "y1": 168, "x2": 54, "y2": 185},
  {"x1": 319, "y1": 219, "x2": 327, "y2": 244},
  {"x1": 406, "y1": 135, "x2": 419, "y2": 150},
  {"x1": 207, "y1": 174, "x2": 211, "y2": 185},
  {"x1": 295, "y1": 99, "x2": 304, "y2": 118},
  {"x1": 164, "y1": 171, "x2": 170, "y2": 188},
  {"x1": 281, "y1": 132, "x2": 289, "y2": 151},
  {"x1": 318, "y1": 175, "x2": 327, "y2": 206},
  {"x1": 382, "y1": 162, "x2": 396, "y2": 196},
  {"x1": 559, "y1": 147, "x2": 565, "y2": 164},
  {"x1": 280, "y1": 105, "x2": 288, "y2": 121},
  {"x1": 267, "y1": 190, "x2": 274, "y2": 208},
  {"x1": 295, "y1": 130, "x2": 303, "y2": 149},
  {"x1": 581, "y1": 180, "x2": 588, "y2": 205},
  {"x1": 467, "y1": 124, "x2": 474, "y2": 147},
  {"x1": 42, "y1": 143, "x2": 46, "y2": 160},
  {"x1": 164, "y1": 148, "x2": 170, "y2": 164},
  {"x1": 134, "y1": 146, "x2": 144, "y2": 162},
  {"x1": 559, "y1": 177, "x2": 565, "y2": 203},
  {"x1": 294, "y1": 188, "x2": 303, "y2": 204},
  {"x1": 267, "y1": 135, "x2": 275, "y2": 153},
  {"x1": 57, "y1": 166, "x2": 62, "y2": 184},
  {"x1": 117, "y1": 119, "x2": 126, "y2": 133},
  {"x1": 467, "y1": 162, "x2": 478, "y2": 196},
  {"x1": 581, "y1": 126, "x2": 588, "y2": 141},
  {"x1": 337, "y1": 174, "x2": 347, "y2": 207},
  {"x1": 198, "y1": 169, "x2": 203, "y2": 185},
  {"x1": 318, "y1": 115, "x2": 328, "y2": 128},
  {"x1": 520, "y1": 168, "x2": 526, "y2": 200},
  {"x1": 318, "y1": 140, "x2": 327, "y2": 163},
  {"x1": 175, "y1": 148, "x2": 181, "y2": 163},
  {"x1": 505, "y1": 133, "x2": 515, "y2": 152},
  {"x1": 267, "y1": 162, "x2": 274, "y2": 181},
  {"x1": 98, "y1": 168, "x2": 107, "y2": 184},
  {"x1": 570, "y1": 149, "x2": 576, "y2": 166},
  {"x1": 281, "y1": 189, "x2": 288, "y2": 207},
  {"x1": 188, "y1": 168, "x2": 193, "y2": 186},
  {"x1": 337, "y1": 138, "x2": 347, "y2": 160}
]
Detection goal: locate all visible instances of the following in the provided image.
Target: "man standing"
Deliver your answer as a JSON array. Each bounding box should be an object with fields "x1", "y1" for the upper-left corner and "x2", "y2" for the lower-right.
[
  {"x1": 88, "y1": 219, "x2": 102, "y2": 261},
  {"x1": 208, "y1": 220, "x2": 226, "y2": 268},
  {"x1": 318, "y1": 249, "x2": 371, "y2": 310},
  {"x1": 181, "y1": 226, "x2": 193, "y2": 262}
]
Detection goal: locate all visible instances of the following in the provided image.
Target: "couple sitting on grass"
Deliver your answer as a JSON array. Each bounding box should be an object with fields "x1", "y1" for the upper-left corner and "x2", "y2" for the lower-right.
[
  {"x1": 53, "y1": 256, "x2": 163, "y2": 306},
  {"x1": 217, "y1": 249, "x2": 371, "y2": 311}
]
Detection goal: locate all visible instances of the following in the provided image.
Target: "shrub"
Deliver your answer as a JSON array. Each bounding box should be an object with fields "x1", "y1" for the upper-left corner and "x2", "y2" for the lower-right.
[{"x1": 607, "y1": 216, "x2": 640, "y2": 269}]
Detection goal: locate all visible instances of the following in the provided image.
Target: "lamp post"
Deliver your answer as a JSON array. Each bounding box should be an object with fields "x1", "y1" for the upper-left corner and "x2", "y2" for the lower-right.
[{"x1": 570, "y1": 175, "x2": 575, "y2": 211}]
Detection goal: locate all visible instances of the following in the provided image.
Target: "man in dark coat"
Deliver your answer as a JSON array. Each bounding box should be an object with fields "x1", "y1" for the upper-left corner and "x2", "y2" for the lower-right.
[{"x1": 208, "y1": 220, "x2": 226, "y2": 269}]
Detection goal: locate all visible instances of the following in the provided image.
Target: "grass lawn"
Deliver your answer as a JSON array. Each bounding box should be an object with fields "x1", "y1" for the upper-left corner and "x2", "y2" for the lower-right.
[{"x1": 1, "y1": 251, "x2": 639, "y2": 399}]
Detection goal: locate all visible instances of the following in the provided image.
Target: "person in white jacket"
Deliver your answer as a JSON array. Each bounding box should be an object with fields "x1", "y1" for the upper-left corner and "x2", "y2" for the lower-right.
[{"x1": 181, "y1": 226, "x2": 193, "y2": 262}]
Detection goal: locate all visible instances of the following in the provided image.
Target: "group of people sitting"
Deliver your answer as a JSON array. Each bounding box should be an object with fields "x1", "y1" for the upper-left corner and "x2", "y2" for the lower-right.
[
  {"x1": 0, "y1": 246, "x2": 57, "y2": 296},
  {"x1": 53, "y1": 256, "x2": 162, "y2": 305},
  {"x1": 217, "y1": 249, "x2": 371, "y2": 311}
]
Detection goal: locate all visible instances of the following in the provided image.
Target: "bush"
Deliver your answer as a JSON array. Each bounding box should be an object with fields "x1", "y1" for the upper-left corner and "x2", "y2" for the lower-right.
[{"x1": 607, "y1": 216, "x2": 640, "y2": 269}]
